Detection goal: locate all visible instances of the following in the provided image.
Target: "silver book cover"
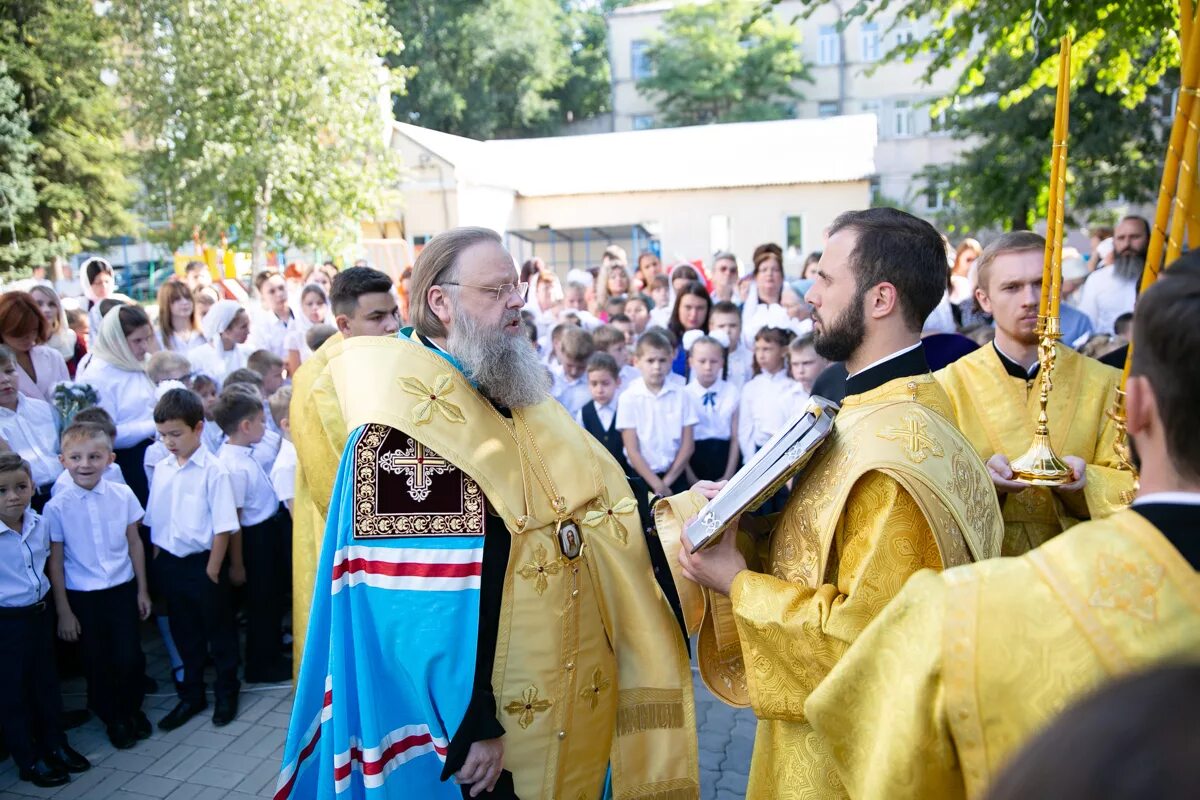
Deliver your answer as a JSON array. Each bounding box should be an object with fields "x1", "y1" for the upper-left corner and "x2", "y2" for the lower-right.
[{"x1": 684, "y1": 396, "x2": 839, "y2": 553}]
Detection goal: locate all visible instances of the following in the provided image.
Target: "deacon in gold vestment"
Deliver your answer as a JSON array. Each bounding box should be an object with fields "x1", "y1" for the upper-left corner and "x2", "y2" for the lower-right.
[
  {"x1": 806, "y1": 259, "x2": 1200, "y2": 800},
  {"x1": 286, "y1": 230, "x2": 697, "y2": 800},
  {"x1": 290, "y1": 267, "x2": 401, "y2": 667},
  {"x1": 665, "y1": 210, "x2": 1005, "y2": 800},
  {"x1": 935, "y1": 233, "x2": 1133, "y2": 555}
]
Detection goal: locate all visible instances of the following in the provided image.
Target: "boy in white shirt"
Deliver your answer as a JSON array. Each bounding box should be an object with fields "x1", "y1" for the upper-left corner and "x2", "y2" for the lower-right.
[
  {"x1": 552, "y1": 326, "x2": 596, "y2": 416},
  {"x1": 592, "y1": 324, "x2": 639, "y2": 395},
  {"x1": 710, "y1": 301, "x2": 753, "y2": 388},
  {"x1": 222, "y1": 372, "x2": 282, "y2": 470},
  {"x1": 574, "y1": 353, "x2": 630, "y2": 476},
  {"x1": 145, "y1": 388, "x2": 241, "y2": 731},
  {"x1": 0, "y1": 453, "x2": 91, "y2": 788},
  {"x1": 50, "y1": 407, "x2": 126, "y2": 496},
  {"x1": 684, "y1": 336, "x2": 740, "y2": 483},
  {"x1": 789, "y1": 333, "x2": 831, "y2": 396},
  {"x1": 0, "y1": 345, "x2": 62, "y2": 511},
  {"x1": 268, "y1": 386, "x2": 296, "y2": 514},
  {"x1": 213, "y1": 388, "x2": 290, "y2": 684},
  {"x1": 617, "y1": 329, "x2": 699, "y2": 497},
  {"x1": 247, "y1": 350, "x2": 285, "y2": 434},
  {"x1": 45, "y1": 423, "x2": 150, "y2": 750}
]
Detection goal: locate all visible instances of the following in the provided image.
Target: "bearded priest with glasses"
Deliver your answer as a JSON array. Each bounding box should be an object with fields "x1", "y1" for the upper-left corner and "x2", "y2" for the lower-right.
[{"x1": 278, "y1": 227, "x2": 698, "y2": 800}]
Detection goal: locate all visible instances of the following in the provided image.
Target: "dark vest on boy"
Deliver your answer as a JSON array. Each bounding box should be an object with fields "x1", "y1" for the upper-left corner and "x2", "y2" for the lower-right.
[{"x1": 581, "y1": 402, "x2": 631, "y2": 476}]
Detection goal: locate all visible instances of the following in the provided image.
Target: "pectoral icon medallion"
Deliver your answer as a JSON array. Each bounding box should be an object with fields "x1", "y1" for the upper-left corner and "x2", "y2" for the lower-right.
[{"x1": 556, "y1": 519, "x2": 583, "y2": 560}]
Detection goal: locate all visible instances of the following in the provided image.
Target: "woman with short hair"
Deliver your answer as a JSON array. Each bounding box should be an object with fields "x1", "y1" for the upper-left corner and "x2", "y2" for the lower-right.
[{"x1": 0, "y1": 291, "x2": 71, "y2": 402}]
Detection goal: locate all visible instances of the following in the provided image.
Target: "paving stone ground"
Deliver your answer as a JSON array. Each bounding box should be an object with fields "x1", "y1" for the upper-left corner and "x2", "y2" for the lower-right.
[{"x1": 0, "y1": 632, "x2": 753, "y2": 800}]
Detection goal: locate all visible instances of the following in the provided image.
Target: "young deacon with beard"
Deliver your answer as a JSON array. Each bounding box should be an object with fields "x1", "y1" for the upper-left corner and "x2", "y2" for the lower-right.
[
  {"x1": 279, "y1": 228, "x2": 697, "y2": 800},
  {"x1": 935, "y1": 232, "x2": 1133, "y2": 555},
  {"x1": 663, "y1": 208, "x2": 1005, "y2": 800}
]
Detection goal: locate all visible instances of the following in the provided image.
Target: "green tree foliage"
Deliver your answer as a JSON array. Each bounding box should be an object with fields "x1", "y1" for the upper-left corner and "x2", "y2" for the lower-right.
[
  {"x1": 639, "y1": 0, "x2": 812, "y2": 127},
  {"x1": 387, "y1": 0, "x2": 575, "y2": 139},
  {"x1": 922, "y1": 55, "x2": 1171, "y2": 233},
  {"x1": 550, "y1": 2, "x2": 613, "y2": 126},
  {"x1": 0, "y1": 1, "x2": 133, "y2": 274},
  {"x1": 116, "y1": 0, "x2": 404, "y2": 265},
  {"x1": 0, "y1": 61, "x2": 35, "y2": 266}
]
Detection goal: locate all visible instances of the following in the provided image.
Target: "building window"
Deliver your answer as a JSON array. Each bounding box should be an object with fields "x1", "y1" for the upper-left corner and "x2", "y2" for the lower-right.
[
  {"x1": 631, "y1": 40, "x2": 652, "y2": 80},
  {"x1": 860, "y1": 99, "x2": 881, "y2": 134},
  {"x1": 817, "y1": 101, "x2": 840, "y2": 118},
  {"x1": 925, "y1": 183, "x2": 946, "y2": 211},
  {"x1": 785, "y1": 215, "x2": 805, "y2": 262},
  {"x1": 893, "y1": 100, "x2": 914, "y2": 137},
  {"x1": 632, "y1": 114, "x2": 655, "y2": 131},
  {"x1": 413, "y1": 234, "x2": 432, "y2": 246},
  {"x1": 860, "y1": 22, "x2": 881, "y2": 62},
  {"x1": 930, "y1": 105, "x2": 949, "y2": 135},
  {"x1": 818, "y1": 26, "x2": 840, "y2": 66},
  {"x1": 893, "y1": 24, "x2": 915, "y2": 47},
  {"x1": 869, "y1": 176, "x2": 882, "y2": 204}
]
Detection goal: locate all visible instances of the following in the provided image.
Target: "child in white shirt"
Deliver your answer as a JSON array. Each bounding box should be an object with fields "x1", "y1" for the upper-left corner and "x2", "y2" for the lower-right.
[
  {"x1": 45, "y1": 423, "x2": 150, "y2": 748},
  {"x1": 0, "y1": 347, "x2": 62, "y2": 511},
  {"x1": 50, "y1": 405, "x2": 126, "y2": 497},
  {"x1": 574, "y1": 353, "x2": 630, "y2": 476},
  {"x1": 268, "y1": 387, "x2": 297, "y2": 514},
  {"x1": 551, "y1": 326, "x2": 595, "y2": 416},
  {"x1": 145, "y1": 388, "x2": 241, "y2": 730},
  {"x1": 789, "y1": 333, "x2": 831, "y2": 397},
  {"x1": 737, "y1": 326, "x2": 798, "y2": 460},
  {"x1": 191, "y1": 374, "x2": 225, "y2": 454},
  {"x1": 617, "y1": 330, "x2": 699, "y2": 497},
  {"x1": 684, "y1": 336, "x2": 740, "y2": 483},
  {"x1": 213, "y1": 388, "x2": 289, "y2": 684},
  {"x1": 710, "y1": 302, "x2": 753, "y2": 388}
]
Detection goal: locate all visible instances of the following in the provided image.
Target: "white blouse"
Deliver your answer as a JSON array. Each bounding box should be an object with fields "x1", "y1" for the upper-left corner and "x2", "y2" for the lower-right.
[
  {"x1": 737, "y1": 369, "x2": 799, "y2": 458},
  {"x1": 14, "y1": 345, "x2": 70, "y2": 404},
  {"x1": 76, "y1": 357, "x2": 157, "y2": 449}
]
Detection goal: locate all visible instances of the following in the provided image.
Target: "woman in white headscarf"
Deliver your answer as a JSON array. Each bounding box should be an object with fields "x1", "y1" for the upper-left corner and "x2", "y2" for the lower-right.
[
  {"x1": 76, "y1": 304, "x2": 158, "y2": 504},
  {"x1": 190, "y1": 300, "x2": 252, "y2": 384}
]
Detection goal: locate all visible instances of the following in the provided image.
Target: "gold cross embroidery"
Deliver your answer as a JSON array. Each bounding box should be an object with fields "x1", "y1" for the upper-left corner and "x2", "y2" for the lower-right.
[
  {"x1": 578, "y1": 668, "x2": 611, "y2": 710},
  {"x1": 1089, "y1": 553, "x2": 1165, "y2": 622},
  {"x1": 878, "y1": 413, "x2": 945, "y2": 464},
  {"x1": 516, "y1": 544, "x2": 562, "y2": 596},
  {"x1": 378, "y1": 441, "x2": 453, "y2": 502},
  {"x1": 504, "y1": 685, "x2": 552, "y2": 729},
  {"x1": 400, "y1": 374, "x2": 466, "y2": 426}
]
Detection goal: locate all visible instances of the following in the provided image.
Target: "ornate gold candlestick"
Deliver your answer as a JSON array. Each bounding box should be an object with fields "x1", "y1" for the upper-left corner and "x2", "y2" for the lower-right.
[{"x1": 1010, "y1": 315, "x2": 1073, "y2": 486}]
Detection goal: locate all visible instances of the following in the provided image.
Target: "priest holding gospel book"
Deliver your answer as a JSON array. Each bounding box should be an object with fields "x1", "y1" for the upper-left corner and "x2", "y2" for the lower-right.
[
  {"x1": 658, "y1": 208, "x2": 1005, "y2": 800},
  {"x1": 804, "y1": 251, "x2": 1200, "y2": 800}
]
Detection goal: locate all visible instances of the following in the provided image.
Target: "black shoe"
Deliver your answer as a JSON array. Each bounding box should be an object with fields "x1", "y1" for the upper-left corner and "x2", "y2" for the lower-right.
[
  {"x1": 18, "y1": 758, "x2": 69, "y2": 788},
  {"x1": 106, "y1": 719, "x2": 136, "y2": 750},
  {"x1": 45, "y1": 744, "x2": 90, "y2": 773},
  {"x1": 132, "y1": 710, "x2": 152, "y2": 740},
  {"x1": 245, "y1": 662, "x2": 292, "y2": 683},
  {"x1": 159, "y1": 700, "x2": 207, "y2": 731},
  {"x1": 61, "y1": 708, "x2": 91, "y2": 730},
  {"x1": 212, "y1": 695, "x2": 239, "y2": 727}
]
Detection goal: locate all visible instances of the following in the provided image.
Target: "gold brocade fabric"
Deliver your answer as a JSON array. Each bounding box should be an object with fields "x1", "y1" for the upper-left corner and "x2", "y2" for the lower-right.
[
  {"x1": 289, "y1": 333, "x2": 343, "y2": 672},
  {"x1": 661, "y1": 374, "x2": 1004, "y2": 800},
  {"x1": 318, "y1": 336, "x2": 699, "y2": 800},
  {"x1": 934, "y1": 343, "x2": 1134, "y2": 555},
  {"x1": 807, "y1": 509, "x2": 1200, "y2": 800}
]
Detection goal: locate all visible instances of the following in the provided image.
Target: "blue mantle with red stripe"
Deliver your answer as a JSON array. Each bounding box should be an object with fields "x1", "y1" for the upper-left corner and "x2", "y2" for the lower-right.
[{"x1": 277, "y1": 424, "x2": 483, "y2": 798}]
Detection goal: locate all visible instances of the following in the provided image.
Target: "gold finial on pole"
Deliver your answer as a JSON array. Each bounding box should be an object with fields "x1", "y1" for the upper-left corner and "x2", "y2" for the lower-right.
[
  {"x1": 1011, "y1": 36, "x2": 1073, "y2": 486},
  {"x1": 1108, "y1": 0, "x2": 1200, "y2": 495}
]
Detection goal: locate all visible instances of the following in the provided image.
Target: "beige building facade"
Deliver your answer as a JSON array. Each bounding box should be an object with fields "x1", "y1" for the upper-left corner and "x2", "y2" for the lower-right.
[
  {"x1": 607, "y1": 0, "x2": 969, "y2": 214},
  {"x1": 385, "y1": 115, "x2": 876, "y2": 274}
]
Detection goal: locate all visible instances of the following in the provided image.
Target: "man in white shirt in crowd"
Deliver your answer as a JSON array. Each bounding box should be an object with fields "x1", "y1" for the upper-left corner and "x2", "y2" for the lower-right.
[
  {"x1": 1074, "y1": 215, "x2": 1148, "y2": 333},
  {"x1": 249, "y1": 270, "x2": 295, "y2": 358}
]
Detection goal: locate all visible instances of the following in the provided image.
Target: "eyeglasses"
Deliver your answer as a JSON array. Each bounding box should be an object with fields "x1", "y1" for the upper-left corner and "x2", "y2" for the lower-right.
[{"x1": 442, "y1": 281, "x2": 529, "y2": 302}]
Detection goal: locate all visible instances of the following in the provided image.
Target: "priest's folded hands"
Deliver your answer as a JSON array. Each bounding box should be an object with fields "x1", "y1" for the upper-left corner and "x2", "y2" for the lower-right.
[{"x1": 677, "y1": 480, "x2": 747, "y2": 596}]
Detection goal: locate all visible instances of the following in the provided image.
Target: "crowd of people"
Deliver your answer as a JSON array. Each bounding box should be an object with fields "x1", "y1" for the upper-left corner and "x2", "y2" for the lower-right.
[{"x1": 0, "y1": 209, "x2": 1160, "y2": 790}]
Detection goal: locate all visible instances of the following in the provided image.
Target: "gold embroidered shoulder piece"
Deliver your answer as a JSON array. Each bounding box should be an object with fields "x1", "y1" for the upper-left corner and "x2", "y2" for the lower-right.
[{"x1": 352, "y1": 423, "x2": 485, "y2": 538}]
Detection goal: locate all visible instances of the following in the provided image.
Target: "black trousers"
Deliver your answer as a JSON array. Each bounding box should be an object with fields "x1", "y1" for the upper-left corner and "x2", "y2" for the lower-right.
[
  {"x1": 241, "y1": 511, "x2": 288, "y2": 678},
  {"x1": 114, "y1": 438, "x2": 153, "y2": 507},
  {"x1": 689, "y1": 438, "x2": 731, "y2": 482},
  {"x1": 0, "y1": 602, "x2": 65, "y2": 769},
  {"x1": 66, "y1": 579, "x2": 146, "y2": 724},
  {"x1": 153, "y1": 550, "x2": 239, "y2": 705}
]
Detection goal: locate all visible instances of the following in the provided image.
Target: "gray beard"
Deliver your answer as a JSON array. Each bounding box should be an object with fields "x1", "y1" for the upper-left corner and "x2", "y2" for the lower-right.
[
  {"x1": 1113, "y1": 251, "x2": 1146, "y2": 282},
  {"x1": 446, "y1": 309, "x2": 551, "y2": 409}
]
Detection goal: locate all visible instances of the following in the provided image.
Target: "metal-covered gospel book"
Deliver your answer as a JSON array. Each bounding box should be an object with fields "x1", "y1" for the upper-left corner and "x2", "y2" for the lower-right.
[{"x1": 684, "y1": 396, "x2": 839, "y2": 553}]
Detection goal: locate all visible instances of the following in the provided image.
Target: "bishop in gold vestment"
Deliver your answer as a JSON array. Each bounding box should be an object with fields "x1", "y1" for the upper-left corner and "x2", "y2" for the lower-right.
[
  {"x1": 806, "y1": 507, "x2": 1200, "y2": 800},
  {"x1": 661, "y1": 345, "x2": 1005, "y2": 800},
  {"x1": 935, "y1": 341, "x2": 1132, "y2": 554}
]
